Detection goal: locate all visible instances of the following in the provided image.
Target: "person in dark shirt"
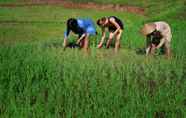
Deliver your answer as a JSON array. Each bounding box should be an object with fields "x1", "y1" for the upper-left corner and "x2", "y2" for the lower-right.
[{"x1": 97, "y1": 16, "x2": 124, "y2": 52}]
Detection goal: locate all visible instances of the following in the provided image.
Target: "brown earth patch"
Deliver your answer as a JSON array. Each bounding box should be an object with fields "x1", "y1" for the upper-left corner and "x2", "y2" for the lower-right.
[{"x1": 0, "y1": 0, "x2": 145, "y2": 15}]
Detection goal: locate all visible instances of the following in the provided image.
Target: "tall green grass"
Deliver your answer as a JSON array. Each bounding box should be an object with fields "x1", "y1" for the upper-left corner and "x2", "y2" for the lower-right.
[{"x1": 0, "y1": 41, "x2": 186, "y2": 117}]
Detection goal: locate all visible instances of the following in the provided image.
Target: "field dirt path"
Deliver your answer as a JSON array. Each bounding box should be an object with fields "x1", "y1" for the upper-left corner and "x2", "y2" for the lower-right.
[{"x1": 0, "y1": 0, "x2": 145, "y2": 15}]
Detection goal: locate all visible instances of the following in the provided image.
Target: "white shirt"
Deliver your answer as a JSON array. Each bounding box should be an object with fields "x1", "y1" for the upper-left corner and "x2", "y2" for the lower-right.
[{"x1": 154, "y1": 21, "x2": 172, "y2": 42}]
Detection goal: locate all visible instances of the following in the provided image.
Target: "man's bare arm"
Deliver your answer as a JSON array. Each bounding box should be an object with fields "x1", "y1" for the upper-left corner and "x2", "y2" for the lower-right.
[
  {"x1": 146, "y1": 46, "x2": 151, "y2": 55},
  {"x1": 98, "y1": 28, "x2": 106, "y2": 48},
  {"x1": 156, "y1": 38, "x2": 165, "y2": 49},
  {"x1": 76, "y1": 34, "x2": 86, "y2": 44},
  {"x1": 63, "y1": 27, "x2": 71, "y2": 47}
]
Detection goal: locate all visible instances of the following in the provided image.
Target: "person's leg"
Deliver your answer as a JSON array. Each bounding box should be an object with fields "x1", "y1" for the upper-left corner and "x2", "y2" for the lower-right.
[
  {"x1": 79, "y1": 38, "x2": 85, "y2": 48},
  {"x1": 115, "y1": 30, "x2": 122, "y2": 52},
  {"x1": 83, "y1": 34, "x2": 89, "y2": 50},
  {"x1": 164, "y1": 41, "x2": 171, "y2": 58},
  {"x1": 106, "y1": 32, "x2": 114, "y2": 48}
]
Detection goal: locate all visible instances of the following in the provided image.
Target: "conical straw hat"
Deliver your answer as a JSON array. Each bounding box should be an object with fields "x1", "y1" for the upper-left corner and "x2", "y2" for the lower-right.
[{"x1": 141, "y1": 23, "x2": 156, "y2": 36}]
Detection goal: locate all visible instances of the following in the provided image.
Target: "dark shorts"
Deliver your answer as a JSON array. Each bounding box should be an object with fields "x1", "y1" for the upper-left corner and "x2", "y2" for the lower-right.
[{"x1": 108, "y1": 25, "x2": 123, "y2": 32}]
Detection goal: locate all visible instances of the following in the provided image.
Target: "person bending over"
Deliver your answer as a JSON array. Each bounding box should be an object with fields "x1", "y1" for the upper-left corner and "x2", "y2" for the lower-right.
[
  {"x1": 141, "y1": 21, "x2": 172, "y2": 57},
  {"x1": 97, "y1": 16, "x2": 124, "y2": 52},
  {"x1": 63, "y1": 18, "x2": 97, "y2": 50}
]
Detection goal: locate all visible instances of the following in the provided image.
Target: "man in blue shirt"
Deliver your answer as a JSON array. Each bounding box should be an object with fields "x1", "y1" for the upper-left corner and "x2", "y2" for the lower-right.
[{"x1": 63, "y1": 18, "x2": 97, "y2": 50}]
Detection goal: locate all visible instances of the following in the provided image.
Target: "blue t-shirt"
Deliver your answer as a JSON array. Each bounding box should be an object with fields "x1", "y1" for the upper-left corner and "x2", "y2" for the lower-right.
[
  {"x1": 77, "y1": 18, "x2": 96, "y2": 35},
  {"x1": 64, "y1": 18, "x2": 96, "y2": 38}
]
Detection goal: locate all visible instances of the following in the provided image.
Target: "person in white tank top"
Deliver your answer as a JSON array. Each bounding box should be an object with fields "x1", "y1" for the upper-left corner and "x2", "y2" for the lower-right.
[{"x1": 140, "y1": 21, "x2": 172, "y2": 57}]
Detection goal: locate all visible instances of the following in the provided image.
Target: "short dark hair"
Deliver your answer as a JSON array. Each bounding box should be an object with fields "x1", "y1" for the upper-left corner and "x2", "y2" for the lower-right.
[
  {"x1": 96, "y1": 19, "x2": 101, "y2": 26},
  {"x1": 67, "y1": 18, "x2": 78, "y2": 29}
]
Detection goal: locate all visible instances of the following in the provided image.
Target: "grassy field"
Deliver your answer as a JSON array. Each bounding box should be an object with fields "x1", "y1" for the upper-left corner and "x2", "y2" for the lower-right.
[{"x1": 0, "y1": 1, "x2": 186, "y2": 118}]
